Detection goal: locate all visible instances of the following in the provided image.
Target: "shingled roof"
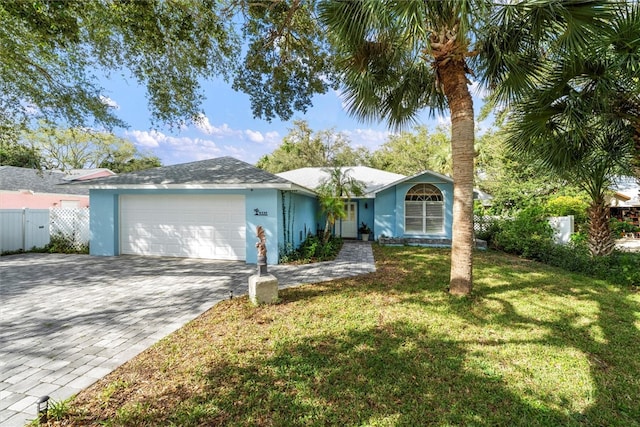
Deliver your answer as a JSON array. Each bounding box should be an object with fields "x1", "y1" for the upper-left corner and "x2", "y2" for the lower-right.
[
  {"x1": 277, "y1": 166, "x2": 406, "y2": 196},
  {"x1": 0, "y1": 166, "x2": 89, "y2": 195},
  {"x1": 71, "y1": 157, "x2": 309, "y2": 191}
]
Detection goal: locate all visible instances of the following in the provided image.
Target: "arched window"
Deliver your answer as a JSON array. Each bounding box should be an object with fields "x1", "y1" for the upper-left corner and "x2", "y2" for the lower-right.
[{"x1": 405, "y1": 184, "x2": 444, "y2": 234}]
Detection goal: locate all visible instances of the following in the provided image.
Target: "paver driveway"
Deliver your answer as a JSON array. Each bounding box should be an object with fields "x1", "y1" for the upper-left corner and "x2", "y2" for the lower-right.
[{"x1": 0, "y1": 242, "x2": 375, "y2": 426}]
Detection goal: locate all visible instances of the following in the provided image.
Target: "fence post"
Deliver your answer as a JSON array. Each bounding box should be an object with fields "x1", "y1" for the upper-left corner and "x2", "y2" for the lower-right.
[{"x1": 21, "y1": 208, "x2": 26, "y2": 251}]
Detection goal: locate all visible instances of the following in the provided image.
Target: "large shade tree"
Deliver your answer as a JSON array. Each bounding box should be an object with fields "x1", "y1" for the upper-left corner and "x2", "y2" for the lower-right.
[
  {"x1": 22, "y1": 122, "x2": 160, "y2": 171},
  {"x1": 1, "y1": 0, "x2": 335, "y2": 131},
  {"x1": 318, "y1": 0, "x2": 610, "y2": 295},
  {"x1": 370, "y1": 125, "x2": 452, "y2": 176},
  {"x1": 1, "y1": 0, "x2": 239, "y2": 129},
  {"x1": 257, "y1": 120, "x2": 370, "y2": 173}
]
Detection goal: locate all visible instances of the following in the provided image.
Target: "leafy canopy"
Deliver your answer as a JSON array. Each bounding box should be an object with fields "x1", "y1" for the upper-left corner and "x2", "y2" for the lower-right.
[
  {"x1": 1, "y1": 0, "x2": 337, "y2": 131},
  {"x1": 21, "y1": 122, "x2": 161, "y2": 172},
  {"x1": 370, "y1": 125, "x2": 451, "y2": 176},
  {"x1": 257, "y1": 120, "x2": 370, "y2": 173}
]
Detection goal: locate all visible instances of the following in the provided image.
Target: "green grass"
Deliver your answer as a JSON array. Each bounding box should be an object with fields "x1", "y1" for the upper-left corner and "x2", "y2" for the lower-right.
[{"x1": 54, "y1": 246, "x2": 640, "y2": 426}]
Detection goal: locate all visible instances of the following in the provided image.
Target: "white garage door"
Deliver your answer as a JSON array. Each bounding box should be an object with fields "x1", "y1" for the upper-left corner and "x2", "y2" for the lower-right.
[{"x1": 120, "y1": 195, "x2": 246, "y2": 260}]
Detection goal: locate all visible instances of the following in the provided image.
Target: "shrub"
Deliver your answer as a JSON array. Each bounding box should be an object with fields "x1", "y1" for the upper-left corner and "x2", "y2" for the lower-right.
[
  {"x1": 488, "y1": 215, "x2": 639, "y2": 288},
  {"x1": 610, "y1": 218, "x2": 640, "y2": 237},
  {"x1": 544, "y1": 195, "x2": 589, "y2": 225},
  {"x1": 474, "y1": 215, "x2": 503, "y2": 242},
  {"x1": 279, "y1": 234, "x2": 343, "y2": 264},
  {"x1": 46, "y1": 233, "x2": 89, "y2": 254},
  {"x1": 542, "y1": 242, "x2": 639, "y2": 287},
  {"x1": 490, "y1": 206, "x2": 555, "y2": 259}
]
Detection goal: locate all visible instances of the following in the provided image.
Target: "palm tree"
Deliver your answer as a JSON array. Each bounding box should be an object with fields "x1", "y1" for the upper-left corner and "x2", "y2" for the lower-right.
[
  {"x1": 317, "y1": 167, "x2": 364, "y2": 244},
  {"x1": 318, "y1": 0, "x2": 609, "y2": 295},
  {"x1": 504, "y1": 3, "x2": 639, "y2": 256}
]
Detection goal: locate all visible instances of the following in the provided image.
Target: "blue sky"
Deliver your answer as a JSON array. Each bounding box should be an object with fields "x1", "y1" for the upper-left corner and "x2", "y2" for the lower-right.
[{"x1": 102, "y1": 74, "x2": 488, "y2": 166}]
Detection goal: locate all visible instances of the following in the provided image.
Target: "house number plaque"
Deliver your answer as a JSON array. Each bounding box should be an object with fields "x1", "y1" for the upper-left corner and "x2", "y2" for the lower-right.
[{"x1": 254, "y1": 208, "x2": 268, "y2": 216}]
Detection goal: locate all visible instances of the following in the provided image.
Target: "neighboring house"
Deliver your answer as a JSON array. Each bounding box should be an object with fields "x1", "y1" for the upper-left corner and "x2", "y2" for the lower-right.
[
  {"x1": 610, "y1": 176, "x2": 640, "y2": 229},
  {"x1": 278, "y1": 166, "x2": 454, "y2": 242},
  {"x1": 0, "y1": 166, "x2": 114, "y2": 209},
  {"x1": 78, "y1": 157, "x2": 458, "y2": 264}
]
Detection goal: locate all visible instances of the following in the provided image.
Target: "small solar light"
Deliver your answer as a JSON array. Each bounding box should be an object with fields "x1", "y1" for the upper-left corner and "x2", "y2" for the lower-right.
[
  {"x1": 36, "y1": 395, "x2": 49, "y2": 423},
  {"x1": 229, "y1": 290, "x2": 233, "y2": 300}
]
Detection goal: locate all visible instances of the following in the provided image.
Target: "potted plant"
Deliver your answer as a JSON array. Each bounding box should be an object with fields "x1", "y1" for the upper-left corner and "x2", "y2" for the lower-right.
[{"x1": 358, "y1": 222, "x2": 372, "y2": 241}]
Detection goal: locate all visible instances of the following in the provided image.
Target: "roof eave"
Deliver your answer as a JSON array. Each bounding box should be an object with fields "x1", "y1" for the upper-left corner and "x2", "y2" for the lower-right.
[
  {"x1": 372, "y1": 170, "x2": 454, "y2": 195},
  {"x1": 83, "y1": 183, "x2": 316, "y2": 194}
]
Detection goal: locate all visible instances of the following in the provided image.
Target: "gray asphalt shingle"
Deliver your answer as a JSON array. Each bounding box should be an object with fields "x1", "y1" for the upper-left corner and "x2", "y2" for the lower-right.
[
  {"x1": 0, "y1": 166, "x2": 89, "y2": 195},
  {"x1": 71, "y1": 157, "x2": 292, "y2": 186}
]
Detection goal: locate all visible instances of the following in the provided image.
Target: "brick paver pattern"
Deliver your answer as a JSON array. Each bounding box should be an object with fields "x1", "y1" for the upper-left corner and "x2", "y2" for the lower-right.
[{"x1": 0, "y1": 241, "x2": 375, "y2": 426}]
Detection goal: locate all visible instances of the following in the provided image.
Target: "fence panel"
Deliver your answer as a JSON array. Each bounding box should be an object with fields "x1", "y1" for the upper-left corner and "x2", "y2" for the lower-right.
[
  {"x1": 549, "y1": 215, "x2": 574, "y2": 245},
  {"x1": 50, "y1": 208, "x2": 90, "y2": 251},
  {"x1": 474, "y1": 215, "x2": 502, "y2": 235},
  {"x1": 0, "y1": 209, "x2": 50, "y2": 252}
]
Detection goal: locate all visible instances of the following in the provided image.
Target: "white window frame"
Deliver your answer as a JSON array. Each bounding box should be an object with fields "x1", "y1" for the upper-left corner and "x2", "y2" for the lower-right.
[{"x1": 404, "y1": 184, "x2": 445, "y2": 235}]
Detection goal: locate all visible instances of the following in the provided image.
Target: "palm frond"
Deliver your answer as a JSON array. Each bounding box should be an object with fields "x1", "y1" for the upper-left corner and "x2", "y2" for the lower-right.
[{"x1": 482, "y1": 0, "x2": 615, "y2": 106}]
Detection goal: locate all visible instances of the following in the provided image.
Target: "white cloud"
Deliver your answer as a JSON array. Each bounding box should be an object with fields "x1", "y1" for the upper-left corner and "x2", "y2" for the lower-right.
[
  {"x1": 193, "y1": 114, "x2": 244, "y2": 139},
  {"x1": 126, "y1": 130, "x2": 162, "y2": 148},
  {"x1": 436, "y1": 114, "x2": 451, "y2": 126},
  {"x1": 125, "y1": 130, "x2": 222, "y2": 163},
  {"x1": 99, "y1": 95, "x2": 119, "y2": 109},
  {"x1": 245, "y1": 130, "x2": 264, "y2": 143},
  {"x1": 124, "y1": 119, "x2": 282, "y2": 165},
  {"x1": 265, "y1": 131, "x2": 280, "y2": 141},
  {"x1": 193, "y1": 114, "x2": 217, "y2": 135},
  {"x1": 343, "y1": 128, "x2": 392, "y2": 150}
]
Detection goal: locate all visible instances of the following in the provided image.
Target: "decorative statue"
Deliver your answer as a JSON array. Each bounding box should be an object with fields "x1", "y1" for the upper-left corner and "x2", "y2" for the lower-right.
[{"x1": 256, "y1": 225, "x2": 268, "y2": 275}]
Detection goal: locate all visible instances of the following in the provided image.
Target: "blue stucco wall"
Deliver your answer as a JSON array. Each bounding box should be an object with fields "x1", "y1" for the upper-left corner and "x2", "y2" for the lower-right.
[
  {"x1": 89, "y1": 190, "x2": 119, "y2": 256},
  {"x1": 373, "y1": 173, "x2": 453, "y2": 240},
  {"x1": 245, "y1": 189, "x2": 279, "y2": 264},
  {"x1": 357, "y1": 199, "x2": 375, "y2": 238},
  {"x1": 277, "y1": 191, "x2": 318, "y2": 249},
  {"x1": 374, "y1": 188, "x2": 397, "y2": 238}
]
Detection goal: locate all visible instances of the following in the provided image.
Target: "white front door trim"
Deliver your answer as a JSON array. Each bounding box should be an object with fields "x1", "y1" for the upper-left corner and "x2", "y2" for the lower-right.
[{"x1": 339, "y1": 201, "x2": 358, "y2": 238}]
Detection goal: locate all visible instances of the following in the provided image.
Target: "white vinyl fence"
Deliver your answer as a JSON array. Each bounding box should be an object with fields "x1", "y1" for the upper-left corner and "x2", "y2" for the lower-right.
[
  {"x1": 474, "y1": 215, "x2": 575, "y2": 245},
  {"x1": 548, "y1": 215, "x2": 575, "y2": 245},
  {"x1": 0, "y1": 208, "x2": 90, "y2": 253}
]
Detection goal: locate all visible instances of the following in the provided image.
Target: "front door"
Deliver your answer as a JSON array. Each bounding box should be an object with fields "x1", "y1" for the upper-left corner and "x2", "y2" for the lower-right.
[{"x1": 339, "y1": 202, "x2": 358, "y2": 238}]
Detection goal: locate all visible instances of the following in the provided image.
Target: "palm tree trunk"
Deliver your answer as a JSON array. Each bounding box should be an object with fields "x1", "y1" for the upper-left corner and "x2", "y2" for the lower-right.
[
  {"x1": 588, "y1": 195, "x2": 615, "y2": 257},
  {"x1": 323, "y1": 217, "x2": 332, "y2": 244},
  {"x1": 440, "y1": 59, "x2": 475, "y2": 296}
]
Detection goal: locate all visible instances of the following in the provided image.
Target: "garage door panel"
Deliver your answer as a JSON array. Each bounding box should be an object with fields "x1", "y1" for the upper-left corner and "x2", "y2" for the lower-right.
[{"x1": 120, "y1": 195, "x2": 246, "y2": 260}]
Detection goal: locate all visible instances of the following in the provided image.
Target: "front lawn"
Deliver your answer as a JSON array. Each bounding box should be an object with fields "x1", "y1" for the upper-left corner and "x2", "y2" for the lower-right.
[{"x1": 51, "y1": 247, "x2": 640, "y2": 426}]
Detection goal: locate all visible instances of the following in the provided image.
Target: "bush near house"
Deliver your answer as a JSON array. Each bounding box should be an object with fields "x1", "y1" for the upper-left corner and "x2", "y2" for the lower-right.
[
  {"x1": 280, "y1": 235, "x2": 343, "y2": 264},
  {"x1": 1, "y1": 234, "x2": 89, "y2": 256},
  {"x1": 484, "y1": 208, "x2": 639, "y2": 287},
  {"x1": 610, "y1": 218, "x2": 640, "y2": 237},
  {"x1": 46, "y1": 233, "x2": 89, "y2": 254},
  {"x1": 544, "y1": 195, "x2": 589, "y2": 231}
]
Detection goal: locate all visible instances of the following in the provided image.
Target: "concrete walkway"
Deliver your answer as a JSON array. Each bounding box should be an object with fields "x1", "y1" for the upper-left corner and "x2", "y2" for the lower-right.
[{"x1": 0, "y1": 241, "x2": 375, "y2": 426}]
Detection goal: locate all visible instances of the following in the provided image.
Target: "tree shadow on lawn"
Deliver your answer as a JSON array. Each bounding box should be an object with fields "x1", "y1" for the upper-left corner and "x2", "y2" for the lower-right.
[
  {"x1": 415, "y1": 251, "x2": 640, "y2": 426},
  {"x1": 107, "y1": 321, "x2": 576, "y2": 426},
  {"x1": 64, "y1": 247, "x2": 638, "y2": 426}
]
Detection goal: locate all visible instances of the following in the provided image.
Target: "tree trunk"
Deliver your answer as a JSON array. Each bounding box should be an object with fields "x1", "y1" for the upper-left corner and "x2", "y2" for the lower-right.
[
  {"x1": 588, "y1": 195, "x2": 614, "y2": 257},
  {"x1": 440, "y1": 59, "x2": 475, "y2": 296},
  {"x1": 323, "y1": 217, "x2": 332, "y2": 244}
]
